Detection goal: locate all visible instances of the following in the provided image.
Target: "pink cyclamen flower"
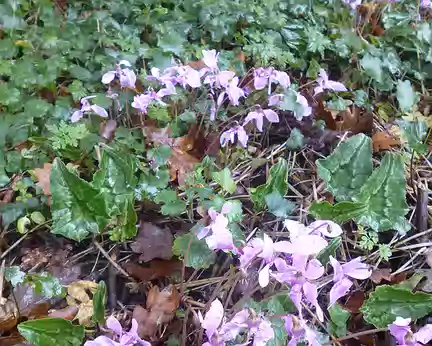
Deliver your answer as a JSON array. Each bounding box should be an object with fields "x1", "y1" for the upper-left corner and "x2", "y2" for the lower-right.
[
  {"x1": 284, "y1": 315, "x2": 320, "y2": 346},
  {"x1": 102, "y1": 60, "x2": 137, "y2": 89},
  {"x1": 131, "y1": 82, "x2": 176, "y2": 114},
  {"x1": 199, "y1": 299, "x2": 224, "y2": 342},
  {"x1": 314, "y1": 69, "x2": 347, "y2": 95},
  {"x1": 389, "y1": 317, "x2": 432, "y2": 346},
  {"x1": 84, "y1": 316, "x2": 150, "y2": 346},
  {"x1": 71, "y1": 96, "x2": 108, "y2": 122},
  {"x1": 220, "y1": 125, "x2": 248, "y2": 148},
  {"x1": 197, "y1": 206, "x2": 237, "y2": 253},
  {"x1": 422, "y1": 0, "x2": 432, "y2": 8},
  {"x1": 294, "y1": 92, "x2": 312, "y2": 120},
  {"x1": 254, "y1": 67, "x2": 290, "y2": 94},
  {"x1": 177, "y1": 66, "x2": 201, "y2": 88},
  {"x1": 329, "y1": 256, "x2": 371, "y2": 307},
  {"x1": 202, "y1": 49, "x2": 220, "y2": 71},
  {"x1": 243, "y1": 108, "x2": 279, "y2": 132},
  {"x1": 216, "y1": 73, "x2": 245, "y2": 106},
  {"x1": 250, "y1": 318, "x2": 275, "y2": 346},
  {"x1": 272, "y1": 255, "x2": 324, "y2": 321},
  {"x1": 342, "y1": 0, "x2": 362, "y2": 10}
]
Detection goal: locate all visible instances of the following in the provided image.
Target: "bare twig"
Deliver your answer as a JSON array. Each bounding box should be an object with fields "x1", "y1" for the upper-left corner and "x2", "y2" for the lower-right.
[{"x1": 93, "y1": 240, "x2": 130, "y2": 278}]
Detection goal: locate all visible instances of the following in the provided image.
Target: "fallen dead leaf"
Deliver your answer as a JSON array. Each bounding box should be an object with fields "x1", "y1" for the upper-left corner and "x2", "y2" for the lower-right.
[
  {"x1": 100, "y1": 119, "x2": 118, "y2": 141},
  {"x1": 34, "y1": 163, "x2": 53, "y2": 197},
  {"x1": 48, "y1": 306, "x2": 79, "y2": 321},
  {"x1": 372, "y1": 132, "x2": 402, "y2": 152},
  {"x1": 336, "y1": 107, "x2": 373, "y2": 135},
  {"x1": 0, "y1": 299, "x2": 18, "y2": 333},
  {"x1": 66, "y1": 281, "x2": 98, "y2": 326},
  {"x1": 344, "y1": 291, "x2": 365, "y2": 313},
  {"x1": 168, "y1": 148, "x2": 200, "y2": 186},
  {"x1": 133, "y1": 285, "x2": 180, "y2": 337},
  {"x1": 124, "y1": 260, "x2": 182, "y2": 282},
  {"x1": 130, "y1": 223, "x2": 173, "y2": 262}
]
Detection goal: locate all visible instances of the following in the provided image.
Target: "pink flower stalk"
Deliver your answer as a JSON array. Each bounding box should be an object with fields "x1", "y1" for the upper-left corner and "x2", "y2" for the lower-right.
[
  {"x1": 284, "y1": 314, "x2": 320, "y2": 346},
  {"x1": 244, "y1": 108, "x2": 279, "y2": 132},
  {"x1": 389, "y1": 317, "x2": 432, "y2": 346},
  {"x1": 84, "y1": 316, "x2": 150, "y2": 346},
  {"x1": 314, "y1": 69, "x2": 347, "y2": 96},
  {"x1": 102, "y1": 60, "x2": 137, "y2": 89},
  {"x1": 71, "y1": 96, "x2": 108, "y2": 122},
  {"x1": 328, "y1": 256, "x2": 371, "y2": 307},
  {"x1": 220, "y1": 125, "x2": 249, "y2": 148},
  {"x1": 272, "y1": 255, "x2": 324, "y2": 321},
  {"x1": 254, "y1": 67, "x2": 290, "y2": 94},
  {"x1": 197, "y1": 206, "x2": 237, "y2": 254}
]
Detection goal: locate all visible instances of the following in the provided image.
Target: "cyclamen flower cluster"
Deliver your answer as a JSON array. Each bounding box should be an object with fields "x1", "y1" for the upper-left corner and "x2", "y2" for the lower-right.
[
  {"x1": 199, "y1": 299, "x2": 274, "y2": 346},
  {"x1": 389, "y1": 317, "x2": 432, "y2": 346},
  {"x1": 84, "y1": 316, "x2": 150, "y2": 346}
]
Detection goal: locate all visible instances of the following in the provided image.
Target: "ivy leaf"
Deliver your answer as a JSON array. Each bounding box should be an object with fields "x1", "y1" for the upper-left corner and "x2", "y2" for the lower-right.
[
  {"x1": 51, "y1": 159, "x2": 110, "y2": 241},
  {"x1": 18, "y1": 318, "x2": 84, "y2": 346},
  {"x1": 361, "y1": 285, "x2": 432, "y2": 328},
  {"x1": 5, "y1": 266, "x2": 26, "y2": 286},
  {"x1": 396, "y1": 80, "x2": 419, "y2": 113},
  {"x1": 317, "y1": 134, "x2": 373, "y2": 201},
  {"x1": 27, "y1": 273, "x2": 65, "y2": 299},
  {"x1": 172, "y1": 231, "x2": 216, "y2": 269},
  {"x1": 355, "y1": 153, "x2": 409, "y2": 233},
  {"x1": 251, "y1": 159, "x2": 288, "y2": 210},
  {"x1": 309, "y1": 201, "x2": 367, "y2": 224},
  {"x1": 329, "y1": 304, "x2": 350, "y2": 337},
  {"x1": 212, "y1": 168, "x2": 236, "y2": 194},
  {"x1": 397, "y1": 119, "x2": 429, "y2": 154},
  {"x1": 93, "y1": 281, "x2": 107, "y2": 325},
  {"x1": 286, "y1": 128, "x2": 304, "y2": 150},
  {"x1": 265, "y1": 191, "x2": 295, "y2": 218}
]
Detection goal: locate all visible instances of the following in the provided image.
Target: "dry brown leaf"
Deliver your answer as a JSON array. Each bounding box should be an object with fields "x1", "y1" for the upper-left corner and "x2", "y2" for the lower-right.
[
  {"x1": 344, "y1": 291, "x2": 365, "y2": 313},
  {"x1": 100, "y1": 119, "x2": 118, "y2": 141},
  {"x1": 372, "y1": 132, "x2": 402, "y2": 152},
  {"x1": 124, "y1": 260, "x2": 182, "y2": 282},
  {"x1": 336, "y1": 107, "x2": 373, "y2": 134},
  {"x1": 130, "y1": 223, "x2": 173, "y2": 262},
  {"x1": 66, "y1": 281, "x2": 98, "y2": 326},
  {"x1": 168, "y1": 148, "x2": 200, "y2": 186},
  {"x1": 48, "y1": 306, "x2": 79, "y2": 321},
  {"x1": 0, "y1": 299, "x2": 18, "y2": 333},
  {"x1": 34, "y1": 163, "x2": 53, "y2": 197},
  {"x1": 133, "y1": 285, "x2": 180, "y2": 337}
]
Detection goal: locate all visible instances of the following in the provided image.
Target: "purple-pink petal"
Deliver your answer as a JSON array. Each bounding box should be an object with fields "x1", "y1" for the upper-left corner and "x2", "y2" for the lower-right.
[
  {"x1": 388, "y1": 317, "x2": 411, "y2": 345},
  {"x1": 258, "y1": 263, "x2": 271, "y2": 288},
  {"x1": 106, "y1": 316, "x2": 123, "y2": 336},
  {"x1": 201, "y1": 299, "x2": 224, "y2": 339},
  {"x1": 329, "y1": 277, "x2": 353, "y2": 307},
  {"x1": 91, "y1": 105, "x2": 109, "y2": 118},
  {"x1": 415, "y1": 324, "x2": 432, "y2": 344},
  {"x1": 102, "y1": 71, "x2": 116, "y2": 84},
  {"x1": 244, "y1": 111, "x2": 264, "y2": 132},
  {"x1": 304, "y1": 259, "x2": 325, "y2": 280},
  {"x1": 71, "y1": 110, "x2": 84, "y2": 123},
  {"x1": 303, "y1": 281, "x2": 323, "y2": 322},
  {"x1": 119, "y1": 69, "x2": 137, "y2": 89},
  {"x1": 341, "y1": 257, "x2": 371, "y2": 280},
  {"x1": 262, "y1": 109, "x2": 279, "y2": 123},
  {"x1": 329, "y1": 255, "x2": 344, "y2": 282}
]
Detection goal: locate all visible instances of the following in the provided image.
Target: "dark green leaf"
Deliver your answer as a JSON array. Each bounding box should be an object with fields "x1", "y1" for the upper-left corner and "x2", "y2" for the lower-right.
[
  {"x1": 93, "y1": 281, "x2": 107, "y2": 324},
  {"x1": 317, "y1": 134, "x2": 373, "y2": 201},
  {"x1": 397, "y1": 119, "x2": 429, "y2": 154},
  {"x1": 161, "y1": 200, "x2": 187, "y2": 216},
  {"x1": 5, "y1": 266, "x2": 26, "y2": 286},
  {"x1": 265, "y1": 191, "x2": 295, "y2": 218},
  {"x1": 317, "y1": 237, "x2": 342, "y2": 265},
  {"x1": 69, "y1": 65, "x2": 93, "y2": 81},
  {"x1": 329, "y1": 304, "x2": 350, "y2": 337},
  {"x1": 251, "y1": 159, "x2": 288, "y2": 210},
  {"x1": 396, "y1": 80, "x2": 419, "y2": 113},
  {"x1": 212, "y1": 167, "x2": 236, "y2": 194},
  {"x1": 0, "y1": 84, "x2": 21, "y2": 105},
  {"x1": 111, "y1": 196, "x2": 138, "y2": 241},
  {"x1": 147, "y1": 106, "x2": 171, "y2": 122},
  {"x1": 18, "y1": 318, "x2": 84, "y2": 346},
  {"x1": 51, "y1": 159, "x2": 110, "y2": 241},
  {"x1": 147, "y1": 146, "x2": 172, "y2": 166},
  {"x1": 306, "y1": 59, "x2": 321, "y2": 79},
  {"x1": 172, "y1": 231, "x2": 216, "y2": 269},
  {"x1": 361, "y1": 285, "x2": 432, "y2": 328},
  {"x1": 309, "y1": 201, "x2": 367, "y2": 224}
]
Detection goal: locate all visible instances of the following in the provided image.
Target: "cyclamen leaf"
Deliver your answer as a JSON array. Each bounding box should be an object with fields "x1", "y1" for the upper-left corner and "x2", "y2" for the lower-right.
[
  {"x1": 18, "y1": 318, "x2": 84, "y2": 346},
  {"x1": 317, "y1": 134, "x2": 373, "y2": 201},
  {"x1": 172, "y1": 231, "x2": 216, "y2": 269},
  {"x1": 397, "y1": 119, "x2": 429, "y2": 155},
  {"x1": 265, "y1": 191, "x2": 295, "y2": 218},
  {"x1": 396, "y1": 80, "x2": 419, "y2": 113},
  {"x1": 212, "y1": 167, "x2": 237, "y2": 194},
  {"x1": 361, "y1": 54, "x2": 383, "y2": 83},
  {"x1": 361, "y1": 285, "x2": 432, "y2": 328},
  {"x1": 250, "y1": 158, "x2": 288, "y2": 210},
  {"x1": 329, "y1": 304, "x2": 350, "y2": 337},
  {"x1": 51, "y1": 159, "x2": 110, "y2": 241},
  {"x1": 110, "y1": 196, "x2": 138, "y2": 241},
  {"x1": 93, "y1": 281, "x2": 107, "y2": 324},
  {"x1": 286, "y1": 128, "x2": 305, "y2": 150},
  {"x1": 27, "y1": 273, "x2": 65, "y2": 299},
  {"x1": 317, "y1": 237, "x2": 342, "y2": 265},
  {"x1": 355, "y1": 153, "x2": 409, "y2": 233},
  {"x1": 309, "y1": 201, "x2": 367, "y2": 225}
]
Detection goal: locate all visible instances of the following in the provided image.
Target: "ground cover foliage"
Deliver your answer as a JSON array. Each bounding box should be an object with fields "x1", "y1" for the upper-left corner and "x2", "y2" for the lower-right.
[{"x1": 0, "y1": 0, "x2": 431, "y2": 345}]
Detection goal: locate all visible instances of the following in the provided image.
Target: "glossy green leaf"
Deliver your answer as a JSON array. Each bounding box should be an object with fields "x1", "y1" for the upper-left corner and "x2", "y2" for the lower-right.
[
  {"x1": 396, "y1": 80, "x2": 419, "y2": 113},
  {"x1": 355, "y1": 153, "x2": 409, "y2": 233},
  {"x1": 110, "y1": 196, "x2": 138, "y2": 241},
  {"x1": 317, "y1": 237, "x2": 342, "y2": 265},
  {"x1": 361, "y1": 285, "x2": 432, "y2": 328},
  {"x1": 309, "y1": 201, "x2": 367, "y2": 224},
  {"x1": 329, "y1": 304, "x2": 350, "y2": 337},
  {"x1": 397, "y1": 119, "x2": 429, "y2": 154},
  {"x1": 361, "y1": 54, "x2": 383, "y2": 83},
  {"x1": 250, "y1": 159, "x2": 288, "y2": 210},
  {"x1": 265, "y1": 191, "x2": 295, "y2": 218},
  {"x1": 18, "y1": 318, "x2": 84, "y2": 346},
  {"x1": 212, "y1": 167, "x2": 236, "y2": 194},
  {"x1": 5, "y1": 266, "x2": 26, "y2": 286},
  {"x1": 27, "y1": 273, "x2": 65, "y2": 299},
  {"x1": 93, "y1": 281, "x2": 107, "y2": 324},
  {"x1": 51, "y1": 159, "x2": 110, "y2": 241},
  {"x1": 317, "y1": 134, "x2": 373, "y2": 201},
  {"x1": 172, "y1": 231, "x2": 216, "y2": 269}
]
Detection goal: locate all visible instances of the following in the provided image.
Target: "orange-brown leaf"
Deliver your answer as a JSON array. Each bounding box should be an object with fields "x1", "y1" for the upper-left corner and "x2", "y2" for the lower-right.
[
  {"x1": 372, "y1": 132, "x2": 402, "y2": 152},
  {"x1": 34, "y1": 163, "x2": 53, "y2": 196},
  {"x1": 124, "y1": 260, "x2": 182, "y2": 282}
]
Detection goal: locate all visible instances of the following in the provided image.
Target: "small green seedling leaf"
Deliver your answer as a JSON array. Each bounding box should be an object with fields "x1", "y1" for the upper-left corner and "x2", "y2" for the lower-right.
[
  {"x1": 329, "y1": 304, "x2": 350, "y2": 337},
  {"x1": 93, "y1": 281, "x2": 107, "y2": 324},
  {"x1": 30, "y1": 211, "x2": 46, "y2": 224},
  {"x1": 18, "y1": 318, "x2": 84, "y2": 346},
  {"x1": 265, "y1": 191, "x2": 295, "y2": 218},
  {"x1": 212, "y1": 167, "x2": 237, "y2": 194},
  {"x1": 27, "y1": 273, "x2": 65, "y2": 299},
  {"x1": 17, "y1": 216, "x2": 31, "y2": 234}
]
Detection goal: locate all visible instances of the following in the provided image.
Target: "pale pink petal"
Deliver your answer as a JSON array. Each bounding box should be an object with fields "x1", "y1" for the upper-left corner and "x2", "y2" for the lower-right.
[
  {"x1": 328, "y1": 277, "x2": 353, "y2": 307},
  {"x1": 291, "y1": 254, "x2": 308, "y2": 273},
  {"x1": 329, "y1": 255, "x2": 344, "y2": 282},
  {"x1": 102, "y1": 71, "x2": 116, "y2": 84},
  {"x1": 118, "y1": 60, "x2": 132, "y2": 67},
  {"x1": 71, "y1": 110, "x2": 83, "y2": 123},
  {"x1": 313, "y1": 85, "x2": 324, "y2": 96},
  {"x1": 290, "y1": 284, "x2": 303, "y2": 312},
  {"x1": 157, "y1": 81, "x2": 177, "y2": 98},
  {"x1": 217, "y1": 91, "x2": 226, "y2": 107},
  {"x1": 268, "y1": 94, "x2": 284, "y2": 107},
  {"x1": 342, "y1": 257, "x2": 371, "y2": 280},
  {"x1": 303, "y1": 281, "x2": 323, "y2": 322},
  {"x1": 91, "y1": 105, "x2": 109, "y2": 118},
  {"x1": 217, "y1": 71, "x2": 235, "y2": 88},
  {"x1": 259, "y1": 234, "x2": 274, "y2": 261},
  {"x1": 84, "y1": 336, "x2": 120, "y2": 346},
  {"x1": 254, "y1": 68, "x2": 270, "y2": 90},
  {"x1": 272, "y1": 240, "x2": 295, "y2": 254},
  {"x1": 258, "y1": 263, "x2": 271, "y2": 288},
  {"x1": 239, "y1": 245, "x2": 261, "y2": 269},
  {"x1": 244, "y1": 111, "x2": 263, "y2": 132},
  {"x1": 196, "y1": 226, "x2": 210, "y2": 240},
  {"x1": 184, "y1": 67, "x2": 201, "y2": 88},
  {"x1": 326, "y1": 80, "x2": 347, "y2": 92},
  {"x1": 415, "y1": 324, "x2": 432, "y2": 344},
  {"x1": 318, "y1": 69, "x2": 329, "y2": 83},
  {"x1": 309, "y1": 220, "x2": 343, "y2": 238},
  {"x1": 106, "y1": 315, "x2": 122, "y2": 336},
  {"x1": 273, "y1": 71, "x2": 291, "y2": 88},
  {"x1": 202, "y1": 49, "x2": 219, "y2": 70},
  {"x1": 289, "y1": 235, "x2": 328, "y2": 255},
  {"x1": 236, "y1": 126, "x2": 249, "y2": 147},
  {"x1": 283, "y1": 220, "x2": 310, "y2": 238},
  {"x1": 252, "y1": 319, "x2": 275, "y2": 346},
  {"x1": 304, "y1": 259, "x2": 325, "y2": 280},
  {"x1": 202, "y1": 299, "x2": 224, "y2": 338},
  {"x1": 119, "y1": 69, "x2": 137, "y2": 89},
  {"x1": 389, "y1": 317, "x2": 411, "y2": 344},
  {"x1": 226, "y1": 81, "x2": 244, "y2": 106},
  {"x1": 263, "y1": 109, "x2": 279, "y2": 123}
]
